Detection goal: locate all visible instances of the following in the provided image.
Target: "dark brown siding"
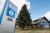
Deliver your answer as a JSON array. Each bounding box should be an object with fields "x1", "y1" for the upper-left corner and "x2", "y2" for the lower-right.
[{"x1": 49, "y1": 25, "x2": 50, "y2": 29}]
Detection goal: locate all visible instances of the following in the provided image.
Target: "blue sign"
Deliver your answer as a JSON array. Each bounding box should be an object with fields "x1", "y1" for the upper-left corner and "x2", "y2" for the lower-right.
[
  {"x1": 39, "y1": 23, "x2": 50, "y2": 25},
  {"x1": 7, "y1": 7, "x2": 15, "y2": 18}
]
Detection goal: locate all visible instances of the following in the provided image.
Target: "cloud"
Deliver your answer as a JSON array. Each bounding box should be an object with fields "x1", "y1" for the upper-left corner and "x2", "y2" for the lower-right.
[
  {"x1": 44, "y1": 11, "x2": 50, "y2": 18},
  {"x1": 27, "y1": 2, "x2": 30, "y2": 9},
  {"x1": 10, "y1": 0, "x2": 30, "y2": 16},
  {"x1": 27, "y1": 5, "x2": 30, "y2": 9}
]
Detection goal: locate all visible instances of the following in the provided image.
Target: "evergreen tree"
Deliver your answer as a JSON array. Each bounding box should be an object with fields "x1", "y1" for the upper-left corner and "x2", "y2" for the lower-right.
[{"x1": 17, "y1": 4, "x2": 32, "y2": 29}]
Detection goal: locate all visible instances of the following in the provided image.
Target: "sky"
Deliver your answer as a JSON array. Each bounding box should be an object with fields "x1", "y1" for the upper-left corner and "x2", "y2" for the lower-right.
[
  {"x1": 28, "y1": 0, "x2": 50, "y2": 20},
  {"x1": 10, "y1": 0, "x2": 50, "y2": 20}
]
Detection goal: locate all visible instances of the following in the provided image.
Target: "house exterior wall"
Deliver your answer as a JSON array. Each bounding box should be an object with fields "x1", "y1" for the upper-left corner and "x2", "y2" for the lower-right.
[
  {"x1": 31, "y1": 24, "x2": 50, "y2": 29},
  {"x1": 32, "y1": 18, "x2": 50, "y2": 29},
  {"x1": 49, "y1": 25, "x2": 50, "y2": 29}
]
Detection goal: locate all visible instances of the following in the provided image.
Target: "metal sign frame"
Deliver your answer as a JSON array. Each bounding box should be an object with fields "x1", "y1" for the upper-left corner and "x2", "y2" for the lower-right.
[
  {"x1": 0, "y1": 0, "x2": 18, "y2": 33},
  {"x1": 0, "y1": 0, "x2": 8, "y2": 24}
]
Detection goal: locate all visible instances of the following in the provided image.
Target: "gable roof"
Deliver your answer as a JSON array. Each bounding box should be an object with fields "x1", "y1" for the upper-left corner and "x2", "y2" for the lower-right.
[{"x1": 31, "y1": 17, "x2": 49, "y2": 24}]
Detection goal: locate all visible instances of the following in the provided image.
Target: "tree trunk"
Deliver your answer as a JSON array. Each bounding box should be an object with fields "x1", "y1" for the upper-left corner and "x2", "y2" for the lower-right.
[{"x1": 22, "y1": 25, "x2": 25, "y2": 29}]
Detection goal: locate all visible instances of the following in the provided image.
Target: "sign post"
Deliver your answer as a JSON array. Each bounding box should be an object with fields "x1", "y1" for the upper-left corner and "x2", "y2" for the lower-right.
[{"x1": 0, "y1": 0, "x2": 18, "y2": 33}]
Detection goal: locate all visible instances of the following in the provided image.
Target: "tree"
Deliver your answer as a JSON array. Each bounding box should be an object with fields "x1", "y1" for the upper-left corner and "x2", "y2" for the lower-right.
[{"x1": 17, "y1": 4, "x2": 32, "y2": 29}]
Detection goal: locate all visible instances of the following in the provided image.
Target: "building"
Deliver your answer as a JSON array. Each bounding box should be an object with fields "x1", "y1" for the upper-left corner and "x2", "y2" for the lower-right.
[{"x1": 31, "y1": 17, "x2": 50, "y2": 29}]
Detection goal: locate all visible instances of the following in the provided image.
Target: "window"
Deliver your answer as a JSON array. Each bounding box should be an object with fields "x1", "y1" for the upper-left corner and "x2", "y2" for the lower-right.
[
  {"x1": 45, "y1": 25, "x2": 49, "y2": 28},
  {"x1": 42, "y1": 25, "x2": 45, "y2": 28},
  {"x1": 42, "y1": 25, "x2": 49, "y2": 28},
  {"x1": 38, "y1": 25, "x2": 40, "y2": 28},
  {"x1": 41, "y1": 19, "x2": 47, "y2": 22}
]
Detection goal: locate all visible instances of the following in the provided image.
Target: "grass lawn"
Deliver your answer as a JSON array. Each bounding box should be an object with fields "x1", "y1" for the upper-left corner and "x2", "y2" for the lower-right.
[{"x1": 15, "y1": 27, "x2": 50, "y2": 33}]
